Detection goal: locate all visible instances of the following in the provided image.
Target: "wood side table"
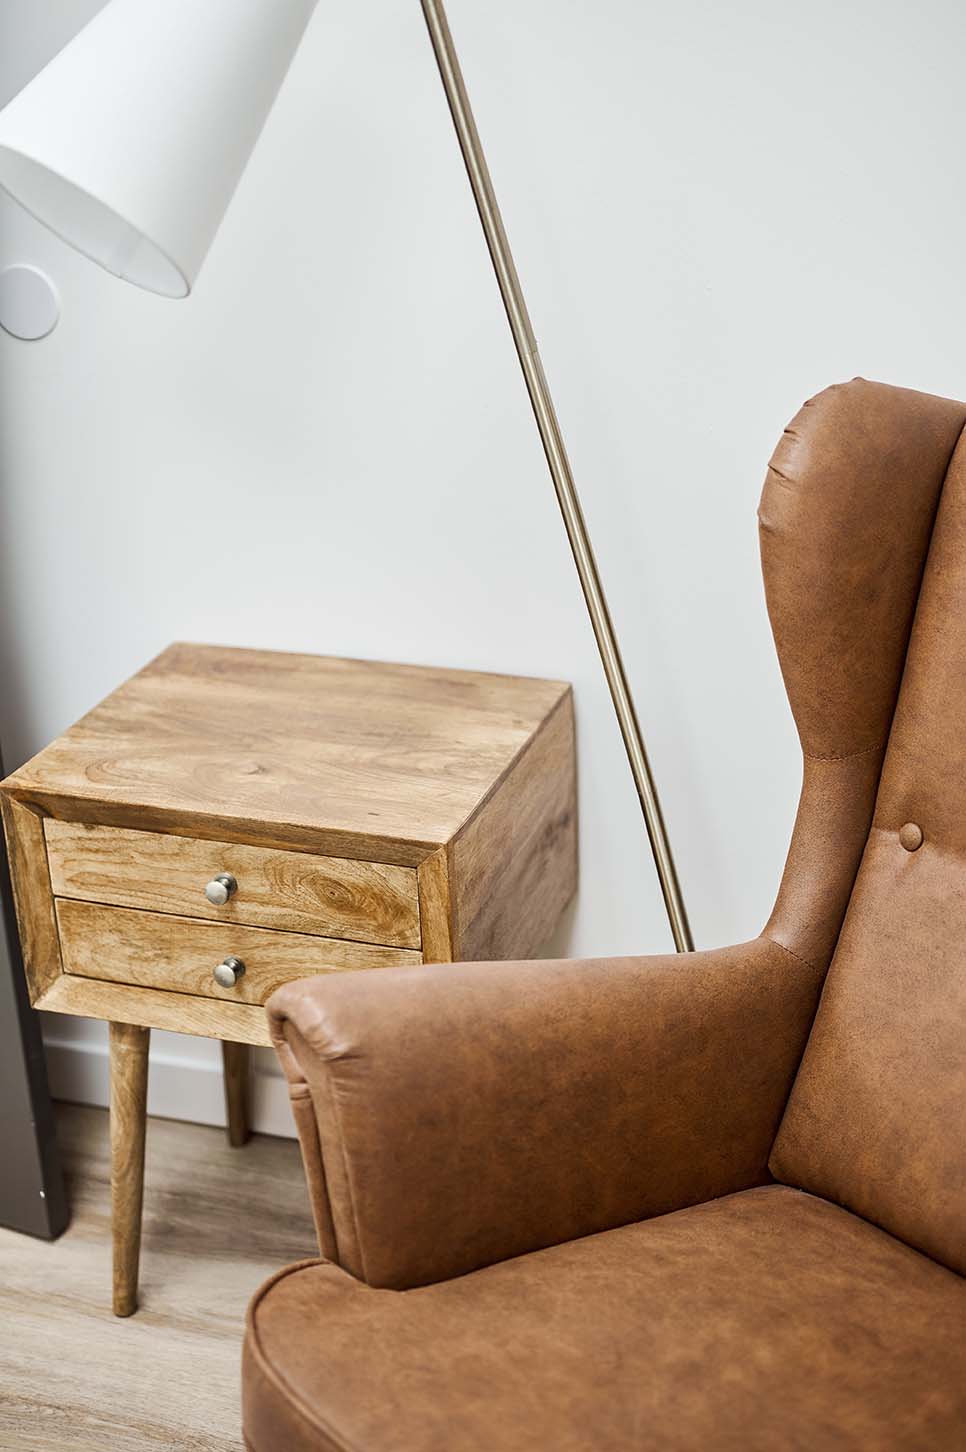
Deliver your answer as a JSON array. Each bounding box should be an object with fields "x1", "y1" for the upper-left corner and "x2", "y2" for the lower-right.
[{"x1": 0, "y1": 644, "x2": 577, "y2": 1314}]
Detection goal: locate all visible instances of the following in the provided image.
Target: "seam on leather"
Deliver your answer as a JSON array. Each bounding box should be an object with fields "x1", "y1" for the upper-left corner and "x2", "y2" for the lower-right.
[
  {"x1": 279, "y1": 1022, "x2": 346, "y2": 1266},
  {"x1": 246, "y1": 1261, "x2": 365, "y2": 1452},
  {"x1": 247, "y1": 1257, "x2": 325, "y2": 1313},
  {"x1": 267, "y1": 1002, "x2": 309, "y2": 1088},
  {"x1": 318, "y1": 1055, "x2": 371, "y2": 1285},
  {"x1": 764, "y1": 934, "x2": 818, "y2": 972},
  {"x1": 803, "y1": 742, "x2": 884, "y2": 763}
]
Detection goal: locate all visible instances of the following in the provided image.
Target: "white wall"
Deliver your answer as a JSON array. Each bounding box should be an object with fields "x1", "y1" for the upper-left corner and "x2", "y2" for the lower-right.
[{"x1": 2, "y1": 0, "x2": 964, "y2": 1134}]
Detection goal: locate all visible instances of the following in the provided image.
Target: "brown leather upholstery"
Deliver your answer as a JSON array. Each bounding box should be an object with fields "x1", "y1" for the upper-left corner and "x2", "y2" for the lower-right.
[
  {"x1": 759, "y1": 378, "x2": 966, "y2": 966},
  {"x1": 268, "y1": 940, "x2": 825, "y2": 1288},
  {"x1": 244, "y1": 1188, "x2": 966, "y2": 1452},
  {"x1": 244, "y1": 379, "x2": 966, "y2": 1450},
  {"x1": 772, "y1": 424, "x2": 966, "y2": 1276}
]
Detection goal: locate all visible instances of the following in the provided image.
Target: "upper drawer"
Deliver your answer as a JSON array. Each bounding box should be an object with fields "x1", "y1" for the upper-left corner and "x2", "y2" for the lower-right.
[{"x1": 44, "y1": 819, "x2": 420, "y2": 949}]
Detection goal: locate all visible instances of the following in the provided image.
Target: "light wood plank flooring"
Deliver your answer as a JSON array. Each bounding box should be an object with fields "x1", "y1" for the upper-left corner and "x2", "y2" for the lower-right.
[{"x1": 0, "y1": 1104, "x2": 316, "y2": 1451}]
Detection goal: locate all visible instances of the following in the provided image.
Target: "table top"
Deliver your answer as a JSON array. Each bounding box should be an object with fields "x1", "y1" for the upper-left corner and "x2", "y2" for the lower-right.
[{"x1": 4, "y1": 643, "x2": 571, "y2": 862}]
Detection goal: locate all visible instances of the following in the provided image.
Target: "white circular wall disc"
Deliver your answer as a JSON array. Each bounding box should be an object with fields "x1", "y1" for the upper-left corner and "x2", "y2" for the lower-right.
[{"x1": 0, "y1": 263, "x2": 60, "y2": 340}]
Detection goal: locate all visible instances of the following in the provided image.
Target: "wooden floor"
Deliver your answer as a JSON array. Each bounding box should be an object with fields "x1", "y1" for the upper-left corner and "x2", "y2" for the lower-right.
[{"x1": 0, "y1": 1104, "x2": 316, "y2": 1451}]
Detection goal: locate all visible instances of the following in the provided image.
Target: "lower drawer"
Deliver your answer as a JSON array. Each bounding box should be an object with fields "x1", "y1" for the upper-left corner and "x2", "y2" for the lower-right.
[{"x1": 56, "y1": 898, "x2": 422, "y2": 1007}]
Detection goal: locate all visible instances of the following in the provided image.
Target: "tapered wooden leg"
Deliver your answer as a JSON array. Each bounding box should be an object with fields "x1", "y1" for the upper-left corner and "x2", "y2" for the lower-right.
[
  {"x1": 109, "y1": 1022, "x2": 149, "y2": 1317},
  {"x1": 221, "y1": 1040, "x2": 251, "y2": 1147}
]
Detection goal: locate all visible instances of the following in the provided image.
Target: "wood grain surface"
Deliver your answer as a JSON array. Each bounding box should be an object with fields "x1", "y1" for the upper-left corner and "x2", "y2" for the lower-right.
[
  {"x1": 109, "y1": 1023, "x2": 149, "y2": 1317},
  {"x1": 451, "y1": 691, "x2": 578, "y2": 960},
  {"x1": 2, "y1": 645, "x2": 578, "y2": 1062},
  {"x1": 0, "y1": 796, "x2": 61, "y2": 1000},
  {"x1": 0, "y1": 1103, "x2": 316, "y2": 1451},
  {"x1": 35, "y1": 975, "x2": 273, "y2": 1046},
  {"x1": 221, "y1": 1041, "x2": 251, "y2": 1149},
  {"x1": 56, "y1": 899, "x2": 422, "y2": 1005},
  {"x1": 3, "y1": 644, "x2": 570, "y2": 863},
  {"x1": 45, "y1": 818, "x2": 419, "y2": 947},
  {"x1": 416, "y1": 847, "x2": 456, "y2": 963}
]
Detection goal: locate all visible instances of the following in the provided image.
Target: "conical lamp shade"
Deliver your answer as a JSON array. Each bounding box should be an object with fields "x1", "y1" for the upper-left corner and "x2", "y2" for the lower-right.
[{"x1": 0, "y1": 0, "x2": 317, "y2": 298}]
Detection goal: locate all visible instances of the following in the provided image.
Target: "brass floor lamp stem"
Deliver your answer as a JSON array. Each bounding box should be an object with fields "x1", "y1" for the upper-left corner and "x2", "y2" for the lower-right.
[{"x1": 420, "y1": 0, "x2": 694, "y2": 952}]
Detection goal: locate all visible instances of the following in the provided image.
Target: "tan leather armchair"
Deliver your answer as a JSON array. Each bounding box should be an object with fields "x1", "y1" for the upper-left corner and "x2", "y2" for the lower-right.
[{"x1": 242, "y1": 379, "x2": 966, "y2": 1451}]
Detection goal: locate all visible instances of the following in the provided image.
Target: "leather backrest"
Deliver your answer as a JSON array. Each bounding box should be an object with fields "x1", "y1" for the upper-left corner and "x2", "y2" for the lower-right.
[
  {"x1": 767, "y1": 380, "x2": 966, "y2": 1274},
  {"x1": 759, "y1": 379, "x2": 966, "y2": 970}
]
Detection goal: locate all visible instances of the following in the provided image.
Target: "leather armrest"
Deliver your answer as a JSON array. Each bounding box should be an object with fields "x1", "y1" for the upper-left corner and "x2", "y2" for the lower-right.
[{"x1": 267, "y1": 937, "x2": 824, "y2": 1289}]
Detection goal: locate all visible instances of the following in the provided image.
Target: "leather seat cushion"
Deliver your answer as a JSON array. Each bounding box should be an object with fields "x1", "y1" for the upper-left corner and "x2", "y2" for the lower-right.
[{"x1": 242, "y1": 1185, "x2": 966, "y2": 1452}]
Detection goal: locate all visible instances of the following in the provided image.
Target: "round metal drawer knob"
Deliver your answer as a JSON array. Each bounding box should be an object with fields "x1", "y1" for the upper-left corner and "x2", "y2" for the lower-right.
[
  {"x1": 214, "y1": 956, "x2": 246, "y2": 988},
  {"x1": 204, "y1": 873, "x2": 237, "y2": 906}
]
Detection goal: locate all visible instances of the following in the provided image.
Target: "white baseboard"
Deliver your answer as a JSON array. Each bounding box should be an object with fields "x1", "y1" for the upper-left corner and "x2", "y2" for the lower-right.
[{"x1": 43, "y1": 1037, "x2": 298, "y2": 1139}]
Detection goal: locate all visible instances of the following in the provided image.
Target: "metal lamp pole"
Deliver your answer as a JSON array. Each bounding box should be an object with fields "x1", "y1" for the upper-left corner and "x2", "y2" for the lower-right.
[{"x1": 420, "y1": 0, "x2": 694, "y2": 952}]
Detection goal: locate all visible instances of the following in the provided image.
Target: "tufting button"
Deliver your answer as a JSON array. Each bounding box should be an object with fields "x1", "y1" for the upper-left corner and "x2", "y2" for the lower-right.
[{"x1": 899, "y1": 822, "x2": 923, "y2": 852}]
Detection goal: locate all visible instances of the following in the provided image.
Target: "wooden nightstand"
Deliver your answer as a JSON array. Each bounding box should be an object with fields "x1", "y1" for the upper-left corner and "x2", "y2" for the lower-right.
[{"x1": 0, "y1": 644, "x2": 576, "y2": 1314}]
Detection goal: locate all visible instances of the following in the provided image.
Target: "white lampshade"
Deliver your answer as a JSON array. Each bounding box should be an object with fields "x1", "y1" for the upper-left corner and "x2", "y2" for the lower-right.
[{"x1": 0, "y1": 0, "x2": 317, "y2": 298}]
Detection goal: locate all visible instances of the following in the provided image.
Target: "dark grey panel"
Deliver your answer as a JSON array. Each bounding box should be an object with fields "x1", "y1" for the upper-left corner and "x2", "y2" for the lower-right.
[{"x1": 0, "y1": 795, "x2": 68, "y2": 1238}]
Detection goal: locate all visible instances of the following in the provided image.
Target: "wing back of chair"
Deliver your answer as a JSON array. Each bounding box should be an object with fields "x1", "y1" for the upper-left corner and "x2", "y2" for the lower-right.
[{"x1": 766, "y1": 379, "x2": 966, "y2": 1276}]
